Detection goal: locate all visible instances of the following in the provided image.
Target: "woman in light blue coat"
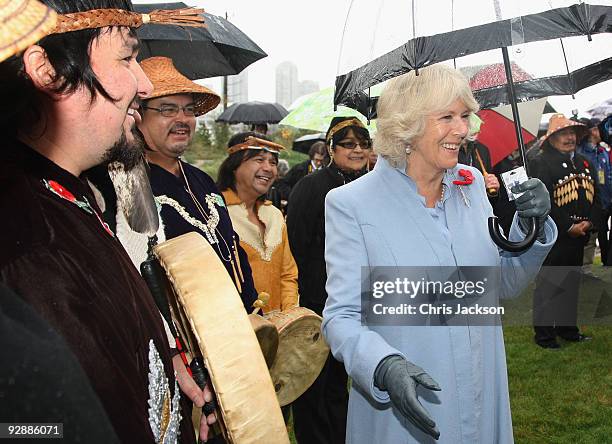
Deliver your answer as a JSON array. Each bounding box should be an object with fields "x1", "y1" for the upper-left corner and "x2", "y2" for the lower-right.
[{"x1": 322, "y1": 65, "x2": 557, "y2": 443}]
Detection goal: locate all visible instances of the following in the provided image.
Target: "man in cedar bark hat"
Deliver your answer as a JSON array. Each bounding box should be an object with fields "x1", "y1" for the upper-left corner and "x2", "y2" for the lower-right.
[
  {"x1": 0, "y1": 1, "x2": 215, "y2": 442},
  {"x1": 529, "y1": 113, "x2": 599, "y2": 349},
  {"x1": 124, "y1": 56, "x2": 259, "y2": 313}
]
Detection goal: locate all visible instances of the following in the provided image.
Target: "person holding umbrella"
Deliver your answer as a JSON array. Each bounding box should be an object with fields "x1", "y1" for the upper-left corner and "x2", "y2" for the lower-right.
[
  {"x1": 322, "y1": 65, "x2": 556, "y2": 442},
  {"x1": 283, "y1": 141, "x2": 328, "y2": 191}
]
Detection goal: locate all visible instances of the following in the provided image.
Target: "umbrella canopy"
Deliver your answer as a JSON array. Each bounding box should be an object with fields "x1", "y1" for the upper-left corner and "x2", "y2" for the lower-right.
[
  {"x1": 479, "y1": 99, "x2": 547, "y2": 166},
  {"x1": 292, "y1": 133, "x2": 326, "y2": 154},
  {"x1": 216, "y1": 102, "x2": 289, "y2": 124},
  {"x1": 335, "y1": 1, "x2": 612, "y2": 111},
  {"x1": 134, "y1": 3, "x2": 266, "y2": 79},
  {"x1": 280, "y1": 86, "x2": 378, "y2": 134},
  {"x1": 335, "y1": 0, "x2": 612, "y2": 251},
  {"x1": 462, "y1": 63, "x2": 546, "y2": 166}
]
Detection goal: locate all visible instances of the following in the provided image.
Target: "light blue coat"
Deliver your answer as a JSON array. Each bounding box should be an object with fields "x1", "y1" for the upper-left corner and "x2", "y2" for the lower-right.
[{"x1": 322, "y1": 157, "x2": 557, "y2": 443}]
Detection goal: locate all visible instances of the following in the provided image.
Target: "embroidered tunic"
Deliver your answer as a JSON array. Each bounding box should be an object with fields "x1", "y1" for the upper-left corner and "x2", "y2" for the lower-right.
[
  {"x1": 0, "y1": 140, "x2": 191, "y2": 443},
  {"x1": 149, "y1": 161, "x2": 258, "y2": 312},
  {"x1": 222, "y1": 189, "x2": 299, "y2": 312}
]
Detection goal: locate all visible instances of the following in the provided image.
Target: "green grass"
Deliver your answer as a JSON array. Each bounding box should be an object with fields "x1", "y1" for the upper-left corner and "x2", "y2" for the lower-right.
[
  {"x1": 504, "y1": 264, "x2": 612, "y2": 443},
  {"x1": 504, "y1": 325, "x2": 612, "y2": 444}
]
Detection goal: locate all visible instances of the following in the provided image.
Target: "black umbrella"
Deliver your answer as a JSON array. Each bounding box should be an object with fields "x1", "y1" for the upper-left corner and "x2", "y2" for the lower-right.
[
  {"x1": 134, "y1": 3, "x2": 267, "y2": 79},
  {"x1": 335, "y1": 1, "x2": 612, "y2": 252},
  {"x1": 216, "y1": 102, "x2": 289, "y2": 125},
  {"x1": 292, "y1": 133, "x2": 326, "y2": 154}
]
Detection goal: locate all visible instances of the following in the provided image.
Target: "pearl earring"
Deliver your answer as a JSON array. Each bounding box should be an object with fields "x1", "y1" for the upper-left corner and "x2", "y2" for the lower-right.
[{"x1": 405, "y1": 146, "x2": 412, "y2": 155}]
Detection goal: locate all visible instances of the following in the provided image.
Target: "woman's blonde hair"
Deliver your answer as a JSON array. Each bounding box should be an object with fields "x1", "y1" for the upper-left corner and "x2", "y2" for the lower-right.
[{"x1": 374, "y1": 64, "x2": 480, "y2": 166}]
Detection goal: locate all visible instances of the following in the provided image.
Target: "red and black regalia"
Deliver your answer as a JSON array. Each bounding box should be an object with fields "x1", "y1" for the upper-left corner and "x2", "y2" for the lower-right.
[
  {"x1": 529, "y1": 140, "x2": 600, "y2": 346},
  {"x1": 0, "y1": 140, "x2": 195, "y2": 443}
]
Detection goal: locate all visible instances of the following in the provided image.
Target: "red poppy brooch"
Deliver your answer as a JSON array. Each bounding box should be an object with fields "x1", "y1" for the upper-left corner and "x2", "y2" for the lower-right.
[
  {"x1": 451, "y1": 169, "x2": 473, "y2": 207},
  {"x1": 453, "y1": 169, "x2": 474, "y2": 185}
]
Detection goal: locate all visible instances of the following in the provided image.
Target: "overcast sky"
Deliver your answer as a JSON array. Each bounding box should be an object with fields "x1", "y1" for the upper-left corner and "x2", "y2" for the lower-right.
[
  {"x1": 137, "y1": 0, "x2": 351, "y2": 104},
  {"x1": 135, "y1": 0, "x2": 612, "y2": 117}
]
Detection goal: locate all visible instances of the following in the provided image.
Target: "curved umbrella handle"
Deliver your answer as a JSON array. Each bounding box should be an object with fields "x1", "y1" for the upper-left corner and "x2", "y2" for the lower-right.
[{"x1": 488, "y1": 216, "x2": 539, "y2": 253}]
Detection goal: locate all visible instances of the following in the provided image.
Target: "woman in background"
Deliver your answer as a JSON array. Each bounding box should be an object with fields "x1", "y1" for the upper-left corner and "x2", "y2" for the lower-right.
[{"x1": 287, "y1": 117, "x2": 372, "y2": 444}]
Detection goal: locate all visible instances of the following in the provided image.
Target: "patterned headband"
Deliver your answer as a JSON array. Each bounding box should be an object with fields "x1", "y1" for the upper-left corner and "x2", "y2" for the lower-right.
[
  {"x1": 227, "y1": 136, "x2": 285, "y2": 155},
  {"x1": 326, "y1": 118, "x2": 367, "y2": 143}
]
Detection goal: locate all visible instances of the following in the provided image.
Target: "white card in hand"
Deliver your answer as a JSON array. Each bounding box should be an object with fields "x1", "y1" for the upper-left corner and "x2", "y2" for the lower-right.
[{"x1": 501, "y1": 166, "x2": 528, "y2": 201}]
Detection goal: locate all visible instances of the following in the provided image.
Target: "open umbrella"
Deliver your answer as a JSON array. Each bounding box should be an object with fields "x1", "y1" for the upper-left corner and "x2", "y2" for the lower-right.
[
  {"x1": 335, "y1": 0, "x2": 612, "y2": 252},
  {"x1": 279, "y1": 86, "x2": 379, "y2": 134},
  {"x1": 462, "y1": 63, "x2": 547, "y2": 166},
  {"x1": 292, "y1": 133, "x2": 326, "y2": 154},
  {"x1": 216, "y1": 101, "x2": 288, "y2": 124},
  {"x1": 134, "y1": 2, "x2": 266, "y2": 79},
  {"x1": 478, "y1": 99, "x2": 547, "y2": 166}
]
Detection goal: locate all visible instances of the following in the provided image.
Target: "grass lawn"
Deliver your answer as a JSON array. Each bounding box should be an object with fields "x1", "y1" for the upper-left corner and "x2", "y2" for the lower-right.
[
  {"x1": 504, "y1": 263, "x2": 612, "y2": 443},
  {"x1": 504, "y1": 325, "x2": 612, "y2": 443}
]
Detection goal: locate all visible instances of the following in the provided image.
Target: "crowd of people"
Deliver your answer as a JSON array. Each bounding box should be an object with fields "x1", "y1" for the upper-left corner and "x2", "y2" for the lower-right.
[{"x1": 1, "y1": 1, "x2": 609, "y2": 443}]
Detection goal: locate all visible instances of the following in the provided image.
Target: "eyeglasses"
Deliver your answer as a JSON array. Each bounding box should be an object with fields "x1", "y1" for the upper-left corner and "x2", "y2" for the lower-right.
[
  {"x1": 335, "y1": 140, "x2": 372, "y2": 150},
  {"x1": 143, "y1": 104, "x2": 196, "y2": 117}
]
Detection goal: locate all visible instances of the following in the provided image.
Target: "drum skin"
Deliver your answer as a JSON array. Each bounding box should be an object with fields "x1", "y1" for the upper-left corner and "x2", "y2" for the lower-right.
[
  {"x1": 248, "y1": 314, "x2": 279, "y2": 369},
  {"x1": 155, "y1": 232, "x2": 289, "y2": 443},
  {"x1": 264, "y1": 307, "x2": 330, "y2": 406}
]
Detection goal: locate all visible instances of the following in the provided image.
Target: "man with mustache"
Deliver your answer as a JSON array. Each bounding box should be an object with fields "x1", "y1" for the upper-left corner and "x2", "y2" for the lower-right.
[
  {"x1": 0, "y1": 2, "x2": 218, "y2": 442},
  {"x1": 529, "y1": 113, "x2": 599, "y2": 349},
  {"x1": 134, "y1": 57, "x2": 258, "y2": 311}
]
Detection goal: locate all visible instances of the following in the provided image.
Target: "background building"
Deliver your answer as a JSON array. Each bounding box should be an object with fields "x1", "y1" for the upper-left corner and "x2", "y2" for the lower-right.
[
  {"x1": 275, "y1": 61, "x2": 298, "y2": 107},
  {"x1": 228, "y1": 70, "x2": 249, "y2": 104}
]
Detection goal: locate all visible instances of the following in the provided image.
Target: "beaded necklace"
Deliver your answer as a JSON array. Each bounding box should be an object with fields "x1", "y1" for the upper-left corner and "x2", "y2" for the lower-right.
[{"x1": 177, "y1": 160, "x2": 245, "y2": 292}]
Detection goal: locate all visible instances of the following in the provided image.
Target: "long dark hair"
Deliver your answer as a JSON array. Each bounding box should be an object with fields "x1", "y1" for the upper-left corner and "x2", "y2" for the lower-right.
[
  {"x1": 0, "y1": 0, "x2": 134, "y2": 137},
  {"x1": 217, "y1": 132, "x2": 278, "y2": 195}
]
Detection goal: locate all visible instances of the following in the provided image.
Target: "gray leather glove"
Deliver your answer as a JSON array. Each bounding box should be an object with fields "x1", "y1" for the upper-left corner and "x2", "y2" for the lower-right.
[
  {"x1": 374, "y1": 355, "x2": 441, "y2": 439},
  {"x1": 512, "y1": 178, "x2": 550, "y2": 242}
]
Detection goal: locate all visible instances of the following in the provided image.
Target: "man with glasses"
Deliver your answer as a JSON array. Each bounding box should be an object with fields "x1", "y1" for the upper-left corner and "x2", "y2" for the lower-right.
[{"x1": 131, "y1": 57, "x2": 258, "y2": 312}]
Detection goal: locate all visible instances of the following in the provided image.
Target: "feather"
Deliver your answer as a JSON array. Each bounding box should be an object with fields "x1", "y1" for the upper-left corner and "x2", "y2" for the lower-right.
[{"x1": 108, "y1": 159, "x2": 160, "y2": 236}]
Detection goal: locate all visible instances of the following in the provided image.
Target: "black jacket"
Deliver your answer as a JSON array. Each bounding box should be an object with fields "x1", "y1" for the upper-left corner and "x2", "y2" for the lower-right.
[
  {"x1": 286, "y1": 165, "x2": 364, "y2": 314},
  {"x1": 0, "y1": 140, "x2": 193, "y2": 443},
  {"x1": 529, "y1": 144, "x2": 601, "y2": 265}
]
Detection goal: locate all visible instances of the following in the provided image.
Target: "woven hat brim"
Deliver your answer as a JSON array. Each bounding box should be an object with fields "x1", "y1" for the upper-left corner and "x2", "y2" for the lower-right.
[
  {"x1": 0, "y1": 0, "x2": 57, "y2": 63},
  {"x1": 541, "y1": 120, "x2": 588, "y2": 143}
]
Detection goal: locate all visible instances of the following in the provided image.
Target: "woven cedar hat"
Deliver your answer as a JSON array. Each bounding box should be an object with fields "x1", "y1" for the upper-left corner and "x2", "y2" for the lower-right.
[
  {"x1": 0, "y1": 0, "x2": 57, "y2": 62},
  {"x1": 541, "y1": 113, "x2": 588, "y2": 143},
  {"x1": 140, "y1": 56, "x2": 220, "y2": 117}
]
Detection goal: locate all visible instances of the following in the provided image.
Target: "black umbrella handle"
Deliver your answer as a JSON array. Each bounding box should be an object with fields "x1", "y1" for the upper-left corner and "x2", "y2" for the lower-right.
[
  {"x1": 487, "y1": 46, "x2": 537, "y2": 253},
  {"x1": 488, "y1": 216, "x2": 539, "y2": 253}
]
